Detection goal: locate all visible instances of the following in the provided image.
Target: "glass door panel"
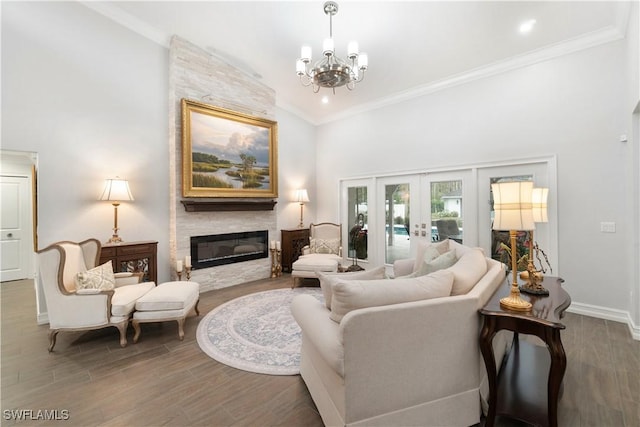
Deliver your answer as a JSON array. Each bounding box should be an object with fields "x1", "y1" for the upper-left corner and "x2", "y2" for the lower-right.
[
  {"x1": 384, "y1": 183, "x2": 412, "y2": 265},
  {"x1": 346, "y1": 186, "x2": 368, "y2": 261},
  {"x1": 431, "y1": 180, "x2": 463, "y2": 243}
]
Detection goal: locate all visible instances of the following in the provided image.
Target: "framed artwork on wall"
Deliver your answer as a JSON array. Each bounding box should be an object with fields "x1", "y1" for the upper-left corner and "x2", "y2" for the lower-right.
[{"x1": 181, "y1": 99, "x2": 278, "y2": 198}]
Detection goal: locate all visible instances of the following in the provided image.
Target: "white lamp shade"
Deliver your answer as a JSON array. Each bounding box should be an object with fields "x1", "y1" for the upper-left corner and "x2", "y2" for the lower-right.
[
  {"x1": 100, "y1": 178, "x2": 134, "y2": 202},
  {"x1": 358, "y1": 52, "x2": 368, "y2": 70},
  {"x1": 347, "y1": 41, "x2": 359, "y2": 58},
  {"x1": 531, "y1": 187, "x2": 549, "y2": 223},
  {"x1": 294, "y1": 189, "x2": 310, "y2": 203},
  {"x1": 491, "y1": 181, "x2": 534, "y2": 231},
  {"x1": 322, "y1": 38, "x2": 334, "y2": 56},
  {"x1": 296, "y1": 59, "x2": 306, "y2": 75},
  {"x1": 300, "y1": 45, "x2": 312, "y2": 62}
]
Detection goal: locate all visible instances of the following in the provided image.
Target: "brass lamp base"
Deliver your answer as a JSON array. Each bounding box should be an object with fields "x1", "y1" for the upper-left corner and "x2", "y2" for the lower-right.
[
  {"x1": 107, "y1": 235, "x2": 123, "y2": 244},
  {"x1": 500, "y1": 289, "x2": 532, "y2": 311}
]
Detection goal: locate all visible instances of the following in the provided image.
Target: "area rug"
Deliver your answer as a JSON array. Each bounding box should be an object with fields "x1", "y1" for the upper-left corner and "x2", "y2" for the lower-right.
[{"x1": 196, "y1": 287, "x2": 324, "y2": 375}]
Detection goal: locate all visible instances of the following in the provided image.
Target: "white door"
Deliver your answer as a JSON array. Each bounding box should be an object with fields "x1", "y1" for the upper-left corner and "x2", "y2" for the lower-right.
[
  {"x1": 1, "y1": 175, "x2": 33, "y2": 281},
  {"x1": 377, "y1": 176, "x2": 420, "y2": 265}
]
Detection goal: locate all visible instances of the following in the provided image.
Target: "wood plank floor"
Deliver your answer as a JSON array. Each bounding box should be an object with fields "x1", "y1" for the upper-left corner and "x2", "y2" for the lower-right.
[{"x1": 1, "y1": 277, "x2": 638, "y2": 426}]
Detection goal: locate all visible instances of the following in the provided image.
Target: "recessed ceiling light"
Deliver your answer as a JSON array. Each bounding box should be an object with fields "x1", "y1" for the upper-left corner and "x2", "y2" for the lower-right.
[
  {"x1": 321, "y1": 96, "x2": 329, "y2": 104},
  {"x1": 519, "y1": 19, "x2": 537, "y2": 34}
]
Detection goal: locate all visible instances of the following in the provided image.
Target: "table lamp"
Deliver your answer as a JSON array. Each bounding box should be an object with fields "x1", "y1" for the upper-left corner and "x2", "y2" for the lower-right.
[
  {"x1": 491, "y1": 181, "x2": 535, "y2": 312},
  {"x1": 100, "y1": 177, "x2": 134, "y2": 243},
  {"x1": 294, "y1": 189, "x2": 310, "y2": 228},
  {"x1": 520, "y1": 187, "x2": 550, "y2": 295}
]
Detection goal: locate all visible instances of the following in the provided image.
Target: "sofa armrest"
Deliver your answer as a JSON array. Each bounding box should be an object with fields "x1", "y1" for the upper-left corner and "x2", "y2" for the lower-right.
[
  {"x1": 291, "y1": 294, "x2": 344, "y2": 375},
  {"x1": 392, "y1": 258, "x2": 415, "y2": 277},
  {"x1": 338, "y1": 295, "x2": 482, "y2": 422}
]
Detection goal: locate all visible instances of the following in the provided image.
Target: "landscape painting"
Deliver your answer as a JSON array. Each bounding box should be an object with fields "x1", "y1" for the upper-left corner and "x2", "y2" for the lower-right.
[{"x1": 181, "y1": 99, "x2": 278, "y2": 198}]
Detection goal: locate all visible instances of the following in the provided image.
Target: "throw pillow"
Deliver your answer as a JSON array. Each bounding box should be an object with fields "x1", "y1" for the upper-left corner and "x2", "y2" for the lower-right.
[
  {"x1": 445, "y1": 248, "x2": 487, "y2": 296},
  {"x1": 416, "y1": 249, "x2": 457, "y2": 276},
  {"x1": 412, "y1": 240, "x2": 449, "y2": 273},
  {"x1": 330, "y1": 270, "x2": 454, "y2": 323},
  {"x1": 317, "y1": 266, "x2": 386, "y2": 309},
  {"x1": 310, "y1": 238, "x2": 340, "y2": 254},
  {"x1": 75, "y1": 261, "x2": 116, "y2": 291}
]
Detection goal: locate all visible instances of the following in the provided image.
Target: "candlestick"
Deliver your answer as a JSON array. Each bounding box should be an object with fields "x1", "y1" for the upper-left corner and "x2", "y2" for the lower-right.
[
  {"x1": 185, "y1": 266, "x2": 191, "y2": 281},
  {"x1": 185, "y1": 255, "x2": 191, "y2": 268},
  {"x1": 276, "y1": 241, "x2": 281, "y2": 251},
  {"x1": 176, "y1": 260, "x2": 183, "y2": 272}
]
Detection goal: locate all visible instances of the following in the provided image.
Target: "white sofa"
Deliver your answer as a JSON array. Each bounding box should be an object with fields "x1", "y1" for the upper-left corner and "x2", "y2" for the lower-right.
[{"x1": 291, "y1": 239, "x2": 509, "y2": 426}]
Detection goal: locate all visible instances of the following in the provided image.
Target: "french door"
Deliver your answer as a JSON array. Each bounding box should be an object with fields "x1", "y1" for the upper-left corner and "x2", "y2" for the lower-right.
[{"x1": 340, "y1": 157, "x2": 556, "y2": 270}]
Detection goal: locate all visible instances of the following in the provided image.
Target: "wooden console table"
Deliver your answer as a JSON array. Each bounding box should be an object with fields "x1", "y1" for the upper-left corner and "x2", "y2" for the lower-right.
[
  {"x1": 280, "y1": 228, "x2": 310, "y2": 273},
  {"x1": 99, "y1": 240, "x2": 158, "y2": 284},
  {"x1": 479, "y1": 276, "x2": 571, "y2": 427}
]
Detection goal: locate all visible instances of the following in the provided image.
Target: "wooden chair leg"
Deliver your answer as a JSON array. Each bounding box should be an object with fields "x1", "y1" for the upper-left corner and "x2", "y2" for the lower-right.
[
  {"x1": 177, "y1": 318, "x2": 186, "y2": 341},
  {"x1": 132, "y1": 320, "x2": 142, "y2": 344},
  {"x1": 48, "y1": 329, "x2": 59, "y2": 352},
  {"x1": 194, "y1": 299, "x2": 200, "y2": 316},
  {"x1": 116, "y1": 322, "x2": 128, "y2": 347}
]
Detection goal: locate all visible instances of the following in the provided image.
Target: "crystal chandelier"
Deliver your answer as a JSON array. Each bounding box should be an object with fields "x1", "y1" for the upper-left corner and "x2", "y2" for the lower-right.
[{"x1": 296, "y1": 1, "x2": 368, "y2": 93}]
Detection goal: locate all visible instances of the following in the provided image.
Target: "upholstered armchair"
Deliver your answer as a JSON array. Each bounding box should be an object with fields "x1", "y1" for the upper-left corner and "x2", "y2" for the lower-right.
[
  {"x1": 291, "y1": 223, "x2": 343, "y2": 286},
  {"x1": 37, "y1": 238, "x2": 155, "y2": 351}
]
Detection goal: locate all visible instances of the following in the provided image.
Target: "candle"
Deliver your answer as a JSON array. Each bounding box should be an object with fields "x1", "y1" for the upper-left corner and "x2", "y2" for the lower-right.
[
  {"x1": 185, "y1": 255, "x2": 191, "y2": 268},
  {"x1": 271, "y1": 240, "x2": 276, "y2": 249},
  {"x1": 276, "y1": 241, "x2": 281, "y2": 250},
  {"x1": 176, "y1": 260, "x2": 183, "y2": 272}
]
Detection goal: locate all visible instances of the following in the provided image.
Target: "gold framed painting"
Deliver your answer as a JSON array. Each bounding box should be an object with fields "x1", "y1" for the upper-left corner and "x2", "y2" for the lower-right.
[{"x1": 181, "y1": 99, "x2": 278, "y2": 198}]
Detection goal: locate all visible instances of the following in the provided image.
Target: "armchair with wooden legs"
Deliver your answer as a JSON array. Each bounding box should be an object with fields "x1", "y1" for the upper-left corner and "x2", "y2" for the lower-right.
[{"x1": 37, "y1": 239, "x2": 155, "y2": 351}]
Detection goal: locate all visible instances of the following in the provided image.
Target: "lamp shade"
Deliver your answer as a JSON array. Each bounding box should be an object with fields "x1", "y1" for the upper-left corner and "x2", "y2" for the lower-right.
[
  {"x1": 294, "y1": 189, "x2": 310, "y2": 203},
  {"x1": 491, "y1": 181, "x2": 534, "y2": 231},
  {"x1": 531, "y1": 187, "x2": 549, "y2": 223},
  {"x1": 100, "y1": 178, "x2": 134, "y2": 202}
]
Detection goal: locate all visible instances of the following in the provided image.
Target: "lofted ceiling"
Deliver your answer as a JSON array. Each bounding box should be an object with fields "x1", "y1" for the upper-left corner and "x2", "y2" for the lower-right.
[{"x1": 85, "y1": 1, "x2": 631, "y2": 125}]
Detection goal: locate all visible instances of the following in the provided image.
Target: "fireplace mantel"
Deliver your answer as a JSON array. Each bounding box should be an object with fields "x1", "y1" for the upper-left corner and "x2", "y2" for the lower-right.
[{"x1": 181, "y1": 200, "x2": 277, "y2": 212}]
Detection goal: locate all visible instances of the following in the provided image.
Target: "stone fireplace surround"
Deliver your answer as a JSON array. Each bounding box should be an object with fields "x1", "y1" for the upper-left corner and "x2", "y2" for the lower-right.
[{"x1": 168, "y1": 36, "x2": 277, "y2": 293}]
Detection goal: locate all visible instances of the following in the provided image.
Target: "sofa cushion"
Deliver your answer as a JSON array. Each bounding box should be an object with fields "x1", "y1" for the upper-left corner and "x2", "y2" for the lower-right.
[
  {"x1": 75, "y1": 261, "x2": 115, "y2": 291},
  {"x1": 416, "y1": 249, "x2": 457, "y2": 276},
  {"x1": 445, "y1": 248, "x2": 487, "y2": 295},
  {"x1": 330, "y1": 270, "x2": 454, "y2": 322},
  {"x1": 135, "y1": 281, "x2": 199, "y2": 311},
  {"x1": 318, "y1": 266, "x2": 387, "y2": 309},
  {"x1": 412, "y1": 240, "x2": 449, "y2": 273}
]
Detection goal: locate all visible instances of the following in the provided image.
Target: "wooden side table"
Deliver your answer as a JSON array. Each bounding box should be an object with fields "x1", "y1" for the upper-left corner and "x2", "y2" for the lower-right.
[
  {"x1": 280, "y1": 228, "x2": 310, "y2": 273},
  {"x1": 479, "y1": 276, "x2": 571, "y2": 427},
  {"x1": 99, "y1": 240, "x2": 158, "y2": 284}
]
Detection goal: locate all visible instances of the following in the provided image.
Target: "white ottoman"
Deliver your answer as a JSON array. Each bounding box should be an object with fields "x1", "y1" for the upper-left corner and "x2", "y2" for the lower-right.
[
  {"x1": 132, "y1": 281, "x2": 200, "y2": 343},
  {"x1": 291, "y1": 254, "x2": 340, "y2": 288}
]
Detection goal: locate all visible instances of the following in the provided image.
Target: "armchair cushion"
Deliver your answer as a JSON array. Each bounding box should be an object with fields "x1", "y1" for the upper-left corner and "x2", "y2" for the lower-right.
[
  {"x1": 310, "y1": 237, "x2": 341, "y2": 255},
  {"x1": 75, "y1": 261, "x2": 115, "y2": 291},
  {"x1": 329, "y1": 270, "x2": 454, "y2": 322},
  {"x1": 111, "y1": 282, "x2": 156, "y2": 317},
  {"x1": 317, "y1": 266, "x2": 386, "y2": 309}
]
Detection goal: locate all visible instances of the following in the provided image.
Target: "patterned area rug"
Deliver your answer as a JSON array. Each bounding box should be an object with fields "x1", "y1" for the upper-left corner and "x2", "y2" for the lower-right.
[{"x1": 196, "y1": 287, "x2": 324, "y2": 375}]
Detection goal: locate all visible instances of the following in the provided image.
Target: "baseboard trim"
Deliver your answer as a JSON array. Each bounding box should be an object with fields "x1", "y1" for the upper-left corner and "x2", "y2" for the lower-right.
[{"x1": 567, "y1": 303, "x2": 639, "y2": 341}]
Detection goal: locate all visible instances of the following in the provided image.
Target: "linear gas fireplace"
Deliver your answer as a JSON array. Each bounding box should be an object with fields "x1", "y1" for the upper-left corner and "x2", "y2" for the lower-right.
[{"x1": 190, "y1": 230, "x2": 269, "y2": 270}]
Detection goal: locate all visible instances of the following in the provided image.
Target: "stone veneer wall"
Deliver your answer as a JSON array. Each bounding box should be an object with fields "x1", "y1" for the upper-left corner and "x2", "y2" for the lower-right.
[{"x1": 169, "y1": 36, "x2": 277, "y2": 292}]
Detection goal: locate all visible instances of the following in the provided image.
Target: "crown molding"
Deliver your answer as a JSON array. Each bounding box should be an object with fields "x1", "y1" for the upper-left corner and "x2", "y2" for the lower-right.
[
  {"x1": 318, "y1": 26, "x2": 625, "y2": 125},
  {"x1": 79, "y1": 1, "x2": 170, "y2": 47}
]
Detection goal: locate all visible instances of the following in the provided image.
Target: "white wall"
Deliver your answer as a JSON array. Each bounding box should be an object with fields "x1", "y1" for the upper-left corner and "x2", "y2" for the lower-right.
[
  {"x1": 275, "y1": 107, "x2": 317, "y2": 230},
  {"x1": 316, "y1": 39, "x2": 635, "y2": 328},
  {"x1": 2, "y1": 1, "x2": 170, "y2": 277}
]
